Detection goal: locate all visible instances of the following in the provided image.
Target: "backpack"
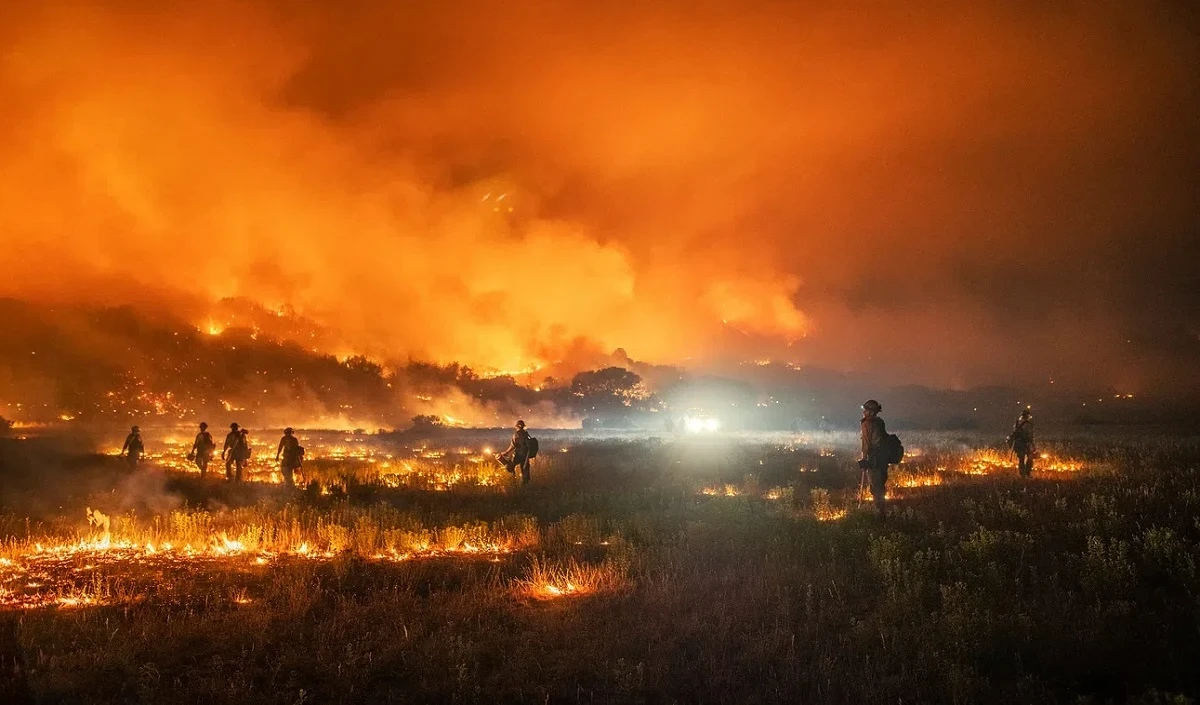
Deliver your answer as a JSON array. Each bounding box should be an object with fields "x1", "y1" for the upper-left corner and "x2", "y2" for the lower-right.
[
  {"x1": 883, "y1": 433, "x2": 904, "y2": 465},
  {"x1": 1007, "y1": 424, "x2": 1031, "y2": 450},
  {"x1": 283, "y1": 441, "x2": 304, "y2": 464},
  {"x1": 526, "y1": 436, "x2": 539, "y2": 459}
]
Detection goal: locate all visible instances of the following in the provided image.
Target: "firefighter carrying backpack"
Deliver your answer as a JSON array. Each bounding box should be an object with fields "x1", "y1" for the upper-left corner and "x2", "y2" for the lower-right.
[
  {"x1": 526, "y1": 437, "x2": 539, "y2": 459},
  {"x1": 883, "y1": 433, "x2": 904, "y2": 465}
]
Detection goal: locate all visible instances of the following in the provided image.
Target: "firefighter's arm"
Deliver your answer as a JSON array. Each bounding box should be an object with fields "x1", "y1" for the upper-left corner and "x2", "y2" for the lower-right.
[{"x1": 275, "y1": 439, "x2": 284, "y2": 461}]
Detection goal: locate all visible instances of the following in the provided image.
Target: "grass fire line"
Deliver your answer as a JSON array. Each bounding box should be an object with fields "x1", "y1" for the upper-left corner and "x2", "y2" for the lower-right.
[
  {"x1": 110, "y1": 434, "x2": 516, "y2": 492},
  {"x1": 0, "y1": 502, "x2": 634, "y2": 609}
]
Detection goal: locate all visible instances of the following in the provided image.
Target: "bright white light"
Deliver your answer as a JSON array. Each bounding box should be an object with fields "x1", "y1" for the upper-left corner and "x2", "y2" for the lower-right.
[{"x1": 684, "y1": 416, "x2": 721, "y2": 433}]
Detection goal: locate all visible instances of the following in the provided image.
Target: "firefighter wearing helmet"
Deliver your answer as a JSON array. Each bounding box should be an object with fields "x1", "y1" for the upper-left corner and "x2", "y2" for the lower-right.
[
  {"x1": 275, "y1": 427, "x2": 303, "y2": 489},
  {"x1": 498, "y1": 419, "x2": 534, "y2": 485},
  {"x1": 1007, "y1": 408, "x2": 1036, "y2": 477},
  {"x1": 120, "y1": 425, "x2": 144, "y2": 467},
  {"x1": 190, "y1": 422, "x2": 216, "y2": 477},
  {"x1": 222, "y1": 423, "x2": 249, "y2": 482},
  {"x1": 859, "y1": 400, "x2": 890, "y2": 519}
]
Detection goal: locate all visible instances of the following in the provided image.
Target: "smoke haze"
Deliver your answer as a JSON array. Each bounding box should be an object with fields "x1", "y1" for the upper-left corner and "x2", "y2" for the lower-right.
[{"x1": 1, "y1": 0, "x2": 1197, "y2": 392}]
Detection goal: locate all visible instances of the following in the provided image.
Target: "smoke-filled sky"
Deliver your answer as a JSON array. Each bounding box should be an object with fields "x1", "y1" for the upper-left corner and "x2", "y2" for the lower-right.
[{"x1": 1, "y1": 0, "x2": 1197, "y2": 393}]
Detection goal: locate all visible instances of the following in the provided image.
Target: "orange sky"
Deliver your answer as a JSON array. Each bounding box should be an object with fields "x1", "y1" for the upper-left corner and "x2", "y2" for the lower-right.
[{"x1": 1, "y1": 0, "x2": 1196, "y2": 391}]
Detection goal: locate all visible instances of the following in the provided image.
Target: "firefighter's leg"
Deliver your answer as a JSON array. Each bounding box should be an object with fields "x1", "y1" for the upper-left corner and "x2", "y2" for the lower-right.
[
  {"x1": 870, "y1": 465, "x2": 888, "y2": 517},
  {"x1": 520, "y1": 459, "x2": 531, "y2": 485}
]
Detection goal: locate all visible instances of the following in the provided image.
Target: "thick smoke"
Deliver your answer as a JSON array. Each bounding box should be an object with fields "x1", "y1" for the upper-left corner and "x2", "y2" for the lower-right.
[
  {"x1": 0, "y1": 1, "x2": 805, "y2": 374},
  {"x1": 0, "y1": 1, "x2": 1197, "y2": 393}
]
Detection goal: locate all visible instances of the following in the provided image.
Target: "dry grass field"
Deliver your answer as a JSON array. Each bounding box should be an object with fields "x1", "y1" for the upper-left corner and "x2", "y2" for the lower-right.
[{"x1": 2, "y1": 428, "x2": 1199, "y2": 703}]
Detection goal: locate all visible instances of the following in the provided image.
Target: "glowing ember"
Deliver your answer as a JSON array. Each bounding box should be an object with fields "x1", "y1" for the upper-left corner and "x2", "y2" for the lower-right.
[{"x1": 538, "y1": 582, "x2": 580, "y2": 598}]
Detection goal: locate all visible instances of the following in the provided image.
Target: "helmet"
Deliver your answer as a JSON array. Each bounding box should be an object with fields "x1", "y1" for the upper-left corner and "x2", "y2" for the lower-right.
[
  {"x1": 516, "y1": 419, "x2": 526, "y2": 428},
  {"x1": 199, "y1": 422, "x2": 208, "y2": 429},
  {"x1": 862, "y1": 399, "x2": 882, "y2": 413},
  {"x1": 131, "y1": 425, "x2": 140, "y2": 432},
  {"x1": 230, "y1": 423, "x2": 239, "y2": 430},
  {"x1": 1019, "y1": 408, "x2": 1032, "y2": 419},
  {"x1": 284, "y1": 427, "x2": 294, "y2": 435}
]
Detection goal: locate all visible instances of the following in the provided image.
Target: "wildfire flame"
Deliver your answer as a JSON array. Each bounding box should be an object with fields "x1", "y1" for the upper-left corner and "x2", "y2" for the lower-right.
[{"x1": 0, "y1": 503, "x2": 544, "y2": 610}]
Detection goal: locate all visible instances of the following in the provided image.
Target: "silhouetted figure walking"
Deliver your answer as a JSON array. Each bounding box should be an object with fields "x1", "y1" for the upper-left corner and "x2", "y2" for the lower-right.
[
  {"x1": 1008, "y1": 408, "x2": 1036, "y2": 478},
  {"x1": 859, "y1": 400, "x2": 890, "y2": 519},
  {"x1": 189, "y1": 422, "x2": 215, "y2": 477},
  {"x1": 222, "y1": 423, "x2": 248, "y2": 481},
  {"x1": 275, "y1": 427, "x2": 303, "y2": 489},
  {"x1": 498, "y1": 419, "x2": 533, "y2": 485},
  {"x1": 120, "y1": 426, "x2": 144, "y2": 468}
]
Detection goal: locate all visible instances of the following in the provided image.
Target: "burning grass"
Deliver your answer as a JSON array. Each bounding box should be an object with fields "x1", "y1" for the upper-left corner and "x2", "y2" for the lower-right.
[
  {"x1": 941, "y1": 448, "x2": 1086, "y2": 476},
  {"x1": 118, "y1": 432, "x2": 515, "y2": 491},
  {"x1": 700, "y1": 483, "x2": 742, "y2": 497},
  {"x1": 0, "y1": 504, "x2": 542, "y2": 609},
  {"x1": 518, "y1": 555, "x2": 628, "y2": 600},
  {"x1": 5, "y1": 430, "x2": 1194, "y2": 704}
]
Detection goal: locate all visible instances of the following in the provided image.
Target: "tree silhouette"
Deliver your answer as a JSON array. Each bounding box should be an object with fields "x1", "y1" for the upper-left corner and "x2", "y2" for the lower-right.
[{"x1": 571, "y1": 367, "x2": 641, "y2": 398}]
